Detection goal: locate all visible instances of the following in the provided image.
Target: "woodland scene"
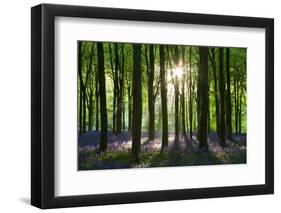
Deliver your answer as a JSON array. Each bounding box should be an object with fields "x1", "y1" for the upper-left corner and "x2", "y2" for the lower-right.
[{"x1": 78, "y1": 41, "x2": 247, "y2": 170}]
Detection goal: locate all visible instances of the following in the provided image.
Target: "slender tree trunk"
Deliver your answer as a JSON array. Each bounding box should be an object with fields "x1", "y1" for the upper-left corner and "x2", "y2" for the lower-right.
[
  {"x1": 234, "y1": 68, "x2": 238, "y2": 134},
  {"x1": 239, "y1": 89, "x2": 243, "y2": 134},
  {"x1": 160, "y1": 45, "x2": 168, "y2": 151},
  {"x1": 97, "y1": 42, "x2": 108, "y2": 152},
  {"x1": 88, "y1": 89, "x2": 94, "y2": 131},
  {"x1": 193, "y1": 101, "x2": 196, "y2": 134},
  {"x1": 131, "y1": 44, "x2": 142, "y2": 163},
  {"x1": 181, "y1": 47, "x2": 186, "y2": 136},
  {"x1": 219, "y1": 48, "x2": 226, "y2": 147},
  {"x1": 108, "y1": 43, "x2": 116, "y2": 132},
  {"x1": 113, "y1": 44, "x2": 119, "y2": 134},
  {"x1": 207, "y1": 68, "x2": 211, "y2": 134},
  {"x1": 197, "y1": 59, "x2": 201, "y2": 140},
  {"x1": 82, "y1": 89, "x2": 87, "y2": 133},
  {"x1": 173, "y1": 47, "x2": 180, "y2": 141},
  {"x1": 210, "y1": 48, "x2": 220, "y2": 135},
  {"x1": 189, "y1": 47, "x2": 193, "y2": 140},
  {"x1": 95, "y1": 65, "x2": 99, "y2": 131},
  {"x1": 127, "y1": 85, "x2": 132, "y2": 131},
  {"x1": 198, "y1": 47, "x2": 209, "y2": 151},
  {"x1": 207, "y1": 84, "x2": 211, "y2": 134},
  {"x1": 118, "y1": 45, "x2": 125, "y2": 133},
  {"x1": 175, "y1": 81, "x2": 179, "y2": 140},
  {"x1": 123, "y1": 89, "x2": 126, "y2": 131},
  {"x1": 79, "y1": 89, "x2": 83, "y2": 135},
  {"x1": 226, "y1": 48, "x2": 232, "y2": 139},
  {"x1": 148, "y1": 45, "x2": 155, "y2": 140},
  {"x1": 112, "y1": 90, "x2": 116, "y2": 132},
  {"x1": 78, "y1": 42, "x2": 84, "y2": 135},
  {"x1": 115, "y1": 44, "x2": 123, "y2": 134}
]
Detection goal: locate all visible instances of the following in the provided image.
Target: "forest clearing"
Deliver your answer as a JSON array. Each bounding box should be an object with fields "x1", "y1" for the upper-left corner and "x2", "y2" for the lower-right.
[{"x1": 78, "y1": 41, "x2": 247, "y2": 170}]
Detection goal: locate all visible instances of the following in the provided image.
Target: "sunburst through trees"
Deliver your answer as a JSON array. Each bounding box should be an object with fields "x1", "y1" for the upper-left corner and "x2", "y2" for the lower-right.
[{"x1": 78, "y1": 41, "x2": 247, "y2": 170}]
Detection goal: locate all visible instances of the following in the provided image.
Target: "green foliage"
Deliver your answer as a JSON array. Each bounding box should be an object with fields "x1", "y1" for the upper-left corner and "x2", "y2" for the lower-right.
[{"x1": 78, "y1": 41, "x2": 247, "y2": 134}]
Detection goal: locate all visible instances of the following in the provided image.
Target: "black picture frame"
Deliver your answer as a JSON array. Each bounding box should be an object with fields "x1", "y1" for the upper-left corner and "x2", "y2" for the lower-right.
[{"x1": 31, "y1": 3, "x2": 274, "y2": 209}]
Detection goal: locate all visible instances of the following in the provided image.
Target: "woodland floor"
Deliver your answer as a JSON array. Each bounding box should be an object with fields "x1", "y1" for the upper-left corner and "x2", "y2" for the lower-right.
[{"x1": 78, "y1": 131, "x2": 246, "y2": 170}]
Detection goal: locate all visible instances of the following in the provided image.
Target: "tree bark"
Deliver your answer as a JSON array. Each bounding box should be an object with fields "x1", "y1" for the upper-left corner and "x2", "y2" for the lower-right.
[
  {"x1": 117, "y1": 44, "x2": 125, "y2": 133},
  {"x1": 115, "y1": 44, "x2": 122, "y2": 134},
  {"x1": 108, "y1": 43, "x2": 115, "y2": 132},
  {"x1": 78, "y1": 42, "x2": 84, "y2": 135},
  {"x1": 197, "y1": 59, "x2": 202, "y2": 140},
  {"x1": 87, "y1": 86, "x2": 94, "y2": 131},
  {"x1": 198, "y1": 47, "x2": 209, "y2": 151},
  {"x1": 234, "y1": 68, "x2": 238, "y2": 134},
  {"x1": 181, "y1": 47, "x2": 186, "y2": 136},
  {"x1": 219, "y1": 48, "x2": 226, "y2": 147},
  {"x1": 173, "y1": 47, "x2": 180, "y2": 142},
  {"x1": 226, "y1": 48, "x2": 232, "y2": 139},
  {"x1": 131, "y1": 44, "x2": 142, "y2": 162},
  {"x1": 189, "y1": 47, "x2": 193, "y2": 140},
  {"x1": 127, "y1": 84, "x2": 132, "y2": 131},
  {"x1": 160, "y1": 45, "x2": 169, "y2": 151},
  {"x1": 148, "y1": 45, "x2": 155, "y2": 140},
  {"x1": 97, "y1": 42, "x2": 108, "y2": 152},
  {"x1": 95, "y1": 64, "x2": 99, "y2": 131},
  {"x1": 209, "y1": 48, "x2": 220, "y2": 135},
  {"x1": 82, "y1": 89, "x2": 87, "y2": 133},
  {"x1": 239, "y1": 88, "x2": 243, "y2": 134}
]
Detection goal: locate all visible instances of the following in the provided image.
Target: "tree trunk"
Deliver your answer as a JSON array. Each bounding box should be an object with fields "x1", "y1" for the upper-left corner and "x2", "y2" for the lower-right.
[
  {"x1": 127, "y1": 85, "x2": 132, "y2": 131},
  {"x1": 121, "y1": 45, "x2": 125, "y2": 132},
  {"x1": 234, "y1": 69, "x2": 238, "y2": 134},
  {"x1": 197, "y1": 59, "x2": 201, "y2": 140},
  {"x1": 108, "y1": 43, "x2": 116, "y2": 132},
  {"x1": 181, "y1": 47, "x2": 186, "y2": 136},
  {"x1": 148, "y1": 45, "x2": 155, "y2": 140},
  {"x1": 97, "y1": 42, "x2": 108, "y2": 152},
  {"x1": 209, "y1": 48, "x2": 220, "y2": 135},
  {"x1": 122, "y1": 89, "x2": 126, "y2": 131},
  {"x1": 79, "y1": 89, "x2": 83, "y2": 135},
  {"x1": 117, "y1": 44, "x2": 125, "y2": 133},
  {"x1": 131, "y1": 44, "x2": 142, "y2": 162},
  {"x1": 160, "y1": 45, "x2": 169, "y2": 151},
  {"x1": 189, "y1": 47, "x2": 193, "y2": 140},
  {"x1": 226, "y1": 48, "x2": 232, "y2": 139},
  {"x1": 219, "y1": 48, "x2": 226, "y2": 147},
  {"x1": 173, "y1": 47, "x2": 180, "y2": 142},
  {"x1": 207, "y1": 85, "x2": 211, "y2": 134},
  {"x1": 115, "y1": 44, "x2": 122, "y2": 134},
  {"x1": 82, "y1": 89, "x2": 87, "y2": 133},
  {"x1": 198, "y1": 47, "x2": 209, "y2": 151},
  {"x1": 95, "y1": 64, "x2": 99, "y2": 131},
  {"x1": 88, "y1": 89, "x2": 94, "y2": 131},
  {"x1": 78, "y1": 42, "x2": 84, "y2": 135},
  {"x1": 239, "y1": 89, "x2": 243, "y2": 134}
]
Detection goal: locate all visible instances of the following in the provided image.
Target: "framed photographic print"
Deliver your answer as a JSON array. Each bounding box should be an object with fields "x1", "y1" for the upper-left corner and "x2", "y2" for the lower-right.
[{"x1": 31, "y1": 3, "x2": 274, "y2": 209}]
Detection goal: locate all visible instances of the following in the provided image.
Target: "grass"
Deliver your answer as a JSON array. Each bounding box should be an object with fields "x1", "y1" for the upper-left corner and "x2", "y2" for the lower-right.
[{"x1": 79, "y1": 148, "x2": 246, "y2": 170}]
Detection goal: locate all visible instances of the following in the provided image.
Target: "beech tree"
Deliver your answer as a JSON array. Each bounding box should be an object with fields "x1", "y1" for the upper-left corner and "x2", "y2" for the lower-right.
[
  {"x1": 97, "y1": 42, "x2": 108, "y2": 152},
  {"x1": 160, "y1": 45, "x2": 168, "y2": 151},
  {"x1": 198, "y1": 47, "x2": 209, "y2": 151},
  {"x1": 219, "y1": 48, "x2": 226, "y2": 148},
  {"x1": 131, "y1": 44, "x2": 142, "y2": 162},
  {"x1": 226, "y1": 48, "x2": 232, "y2": 139}
]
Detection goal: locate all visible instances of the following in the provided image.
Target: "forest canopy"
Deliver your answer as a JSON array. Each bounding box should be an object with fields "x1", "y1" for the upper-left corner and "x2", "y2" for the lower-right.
[{"x1": 78, "y1": 41, "x2": 247, "y2": 170}]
